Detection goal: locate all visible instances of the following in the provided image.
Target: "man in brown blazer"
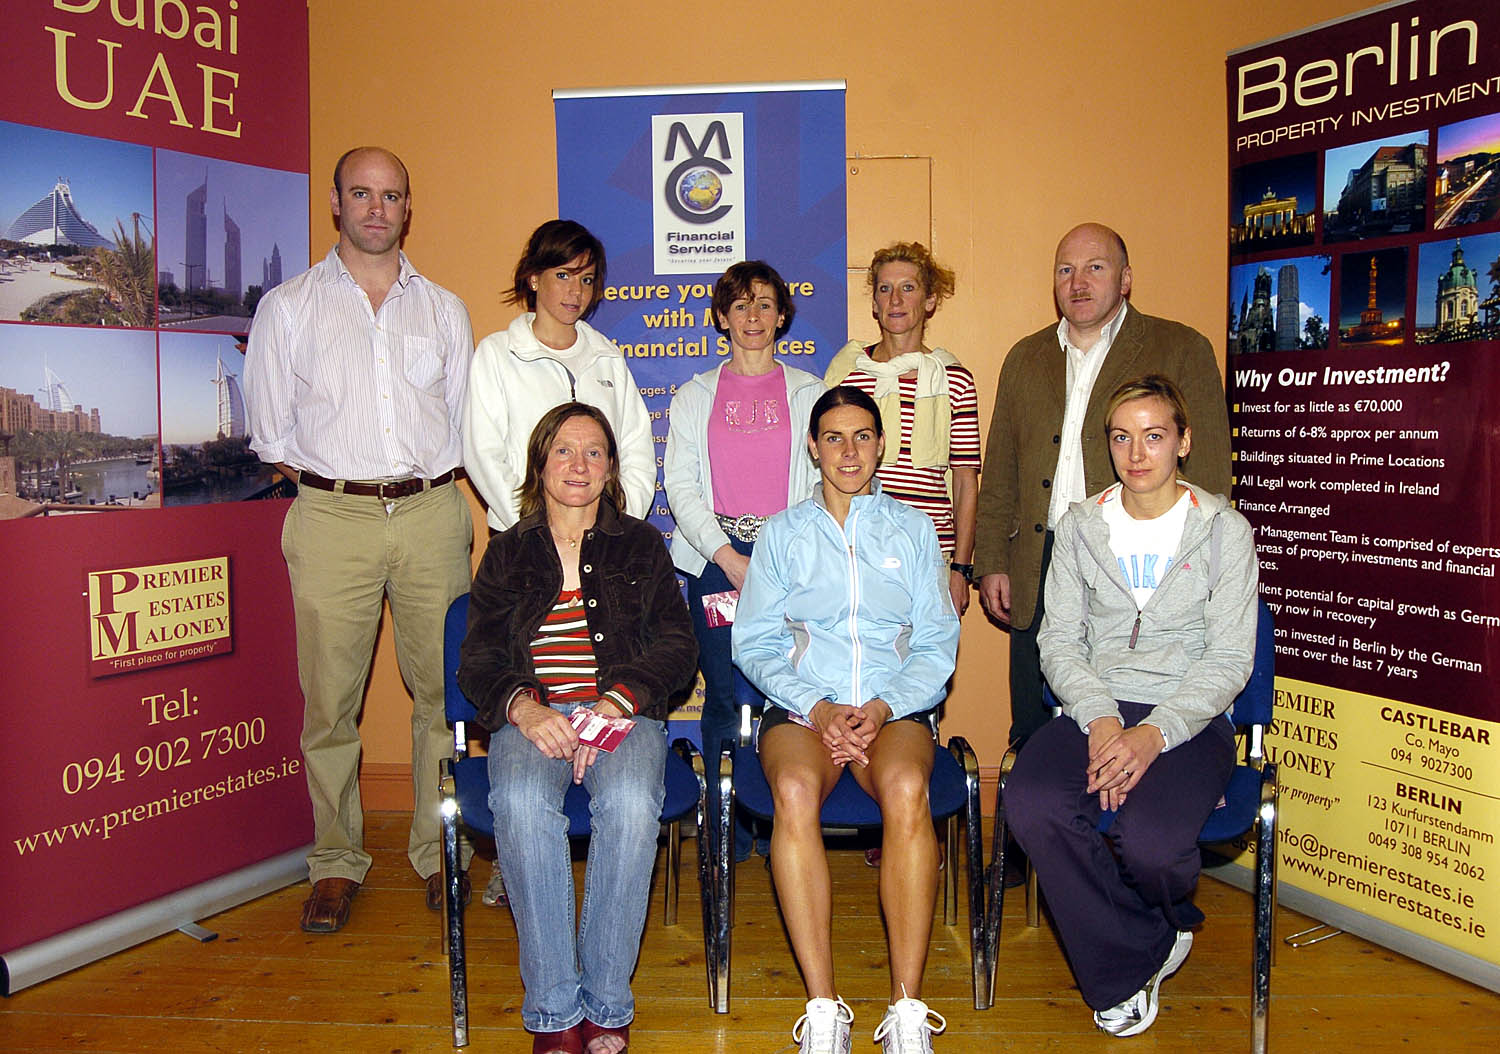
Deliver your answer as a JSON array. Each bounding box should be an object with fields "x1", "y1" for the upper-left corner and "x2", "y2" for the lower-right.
[{"x1": 975, "y1": 223, "x2": 1232, "y2": 749}]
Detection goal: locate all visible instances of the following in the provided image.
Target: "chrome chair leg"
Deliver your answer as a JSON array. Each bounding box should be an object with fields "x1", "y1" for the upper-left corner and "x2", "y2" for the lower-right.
[
  {"x1": 1267, "y1": 767, "x2": 1281, "y2": 968},
  {"x1": 1251, "y1": 763, "x2": 1278, "y2": 1054},
  {"x1": 692, "y1": 752, "x2": 718, "y2": 1010},
  {"x1": 947, "y1": 737, "x2": 987, "y2": 1009},
  {"x1": 439, "y1": 764, "x2": 468, "y2": 1048},
  {"x1": 983, "y1": 775, "x2": 1006, "y2": 1009},
  {"x1": 712, "y1": 747, "x2": 733, "y2": 1012}
]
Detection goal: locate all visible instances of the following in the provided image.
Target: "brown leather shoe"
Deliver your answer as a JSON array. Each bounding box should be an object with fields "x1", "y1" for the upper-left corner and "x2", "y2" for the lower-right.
[
  {"x1": 425, "y1": 871, "x2": 472, "y2": 911},
  {"x1": 299, "y1": 878, "x2": 358, "y2": 933},
  {"x1": 531, "y1": 1025, "x2": 584, "y2": 1054},
  {"x1": 580, "y1": 1019, "x2": 629, "y2": 1052}
]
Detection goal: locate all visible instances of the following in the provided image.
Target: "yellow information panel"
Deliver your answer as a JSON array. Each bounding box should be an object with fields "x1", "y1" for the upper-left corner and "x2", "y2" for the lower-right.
[
  {"x1": 87, "y1": 557, "x2": 232, "y2": 677},
  {"x1": 1236, "y1": 676, "x2": 1496, "y2": 959}
]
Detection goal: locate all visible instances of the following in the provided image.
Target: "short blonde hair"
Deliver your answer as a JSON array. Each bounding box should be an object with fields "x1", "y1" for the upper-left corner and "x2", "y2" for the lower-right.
[
  {"x1": 867, "y1": 241, "x2": 956, "y2": 308},
  {"x1": 1104, "y1": 375, "x2": 1190, "y2": 437}
]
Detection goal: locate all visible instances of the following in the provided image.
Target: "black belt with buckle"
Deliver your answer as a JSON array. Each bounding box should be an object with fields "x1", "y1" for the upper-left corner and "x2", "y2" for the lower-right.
[{"x1": 297, "y1": 467, "x2": 463, "y2": 499}]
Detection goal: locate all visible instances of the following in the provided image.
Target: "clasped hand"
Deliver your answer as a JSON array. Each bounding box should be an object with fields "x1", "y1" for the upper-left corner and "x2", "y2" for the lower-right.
[
  {"x1": 1085, "y1": 717, "x2": 1165, "y2": 811},
  {"x1": 809, "y1": 698, "x2": 891, "y2": 767},
  {"x1": 512, "y1": 695, "x2": 629, "y2": 784}
]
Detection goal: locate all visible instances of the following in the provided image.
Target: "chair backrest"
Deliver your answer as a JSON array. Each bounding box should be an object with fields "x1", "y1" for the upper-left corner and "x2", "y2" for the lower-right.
[
  {"x1": 1228, "y1": 598, "x2": 1275, "y2": 731},
  {"x1": 444, "y1": 592, "x2": 478, "y2": 726}
]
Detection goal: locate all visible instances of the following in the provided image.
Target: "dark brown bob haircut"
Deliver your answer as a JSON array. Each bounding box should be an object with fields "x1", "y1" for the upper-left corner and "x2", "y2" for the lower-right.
[
  {"x1": 517, "y1": 402, "x2": 627, "y2": 519},
  {"x1": 809, "y1": 384, "x2": 884, "y2": 440},
  {"x1": 507, "y1": 220, "x2": 608, "y2": 319},
  {"x1": 710, "y1": 260, "x2": 796, "y2": 339}
]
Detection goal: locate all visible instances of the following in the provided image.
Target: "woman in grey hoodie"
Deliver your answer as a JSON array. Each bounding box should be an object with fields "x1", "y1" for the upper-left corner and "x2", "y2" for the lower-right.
[{"x1": 1005, "y1": 375, "x2": 1258, "y2": 1039}]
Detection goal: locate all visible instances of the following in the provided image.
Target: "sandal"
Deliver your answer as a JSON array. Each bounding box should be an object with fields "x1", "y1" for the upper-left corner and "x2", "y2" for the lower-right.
[
  {"x1": 580, "y1": 1019, "x2": 629, "y2": 1053},
  {"x1": 531, "y1": 1024, "x2": 584, "y2": 1054}
]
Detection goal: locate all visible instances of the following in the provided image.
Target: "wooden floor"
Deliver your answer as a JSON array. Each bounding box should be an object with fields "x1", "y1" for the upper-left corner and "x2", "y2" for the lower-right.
[{"x1": 3, "y1": 812, "x2": 1497, "y2": 1052}]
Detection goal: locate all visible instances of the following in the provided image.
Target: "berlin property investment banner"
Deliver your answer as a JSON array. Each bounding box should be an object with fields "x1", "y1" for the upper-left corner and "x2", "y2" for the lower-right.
[
  {"x1": 554, "y1": 82, "x2": 847, "y2": 729},
  {"x1": 1, "y1": 0, "x2": 312, "y2": 989},
  {"x1": 1227, "y1": 0, "x2": 1500, "y2": 988}
]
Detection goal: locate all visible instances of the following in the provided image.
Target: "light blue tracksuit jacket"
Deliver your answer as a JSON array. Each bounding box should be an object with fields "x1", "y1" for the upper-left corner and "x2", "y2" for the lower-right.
[{"x1": 732, "y1": 480, "x2": 959, "y2": 720}]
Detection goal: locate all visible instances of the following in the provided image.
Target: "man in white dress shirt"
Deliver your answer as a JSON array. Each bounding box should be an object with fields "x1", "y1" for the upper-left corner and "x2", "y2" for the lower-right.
[
  {"x1": 974, "y1": 223, "x2": 1231, "y2": 753},
  {"x1": 244, "y1": 146, "x2": 474, "y2": 933}
]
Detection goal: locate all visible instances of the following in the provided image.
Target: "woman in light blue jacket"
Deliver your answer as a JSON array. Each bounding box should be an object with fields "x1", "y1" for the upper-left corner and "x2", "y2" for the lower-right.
[
  {"x1": 663, "y1": 260, "x2": 823, "y2": 862},
  {"x1": 733, "y1": 385, "x2": 958, "y2": 1054}
]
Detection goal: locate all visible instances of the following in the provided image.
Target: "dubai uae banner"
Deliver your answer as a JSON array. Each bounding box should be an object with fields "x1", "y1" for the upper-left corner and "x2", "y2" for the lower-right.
[
  {"x1": 1226, "y1": 0, "x2": 1500, "y2": 989},
  {"x1": 554, "y1": 82, "x2": 847, "y2": 729},
  {"x1": 1, "y1": 0, "x2": 311, "y2": 990}
]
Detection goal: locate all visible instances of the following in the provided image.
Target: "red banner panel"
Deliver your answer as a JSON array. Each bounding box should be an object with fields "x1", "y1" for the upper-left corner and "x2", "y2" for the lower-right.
[
  {"x1": 1, "y1": 0, "x2": 310, "y2": 967},
  {"x1": 0, "y1": 502, "x2": 309, "y2": 952},
  {"x1": 4, "y1": 0, "x2": 309, "y2": 170},
  {"x1": 1226, "y1": 0, "x2": 1500, "y2": 985}
]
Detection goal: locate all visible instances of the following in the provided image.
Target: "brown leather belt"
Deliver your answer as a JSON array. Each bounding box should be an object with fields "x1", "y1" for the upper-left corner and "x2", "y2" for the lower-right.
[{"x1": 297, "y1": 467, "x2": 463, "y2": 499}]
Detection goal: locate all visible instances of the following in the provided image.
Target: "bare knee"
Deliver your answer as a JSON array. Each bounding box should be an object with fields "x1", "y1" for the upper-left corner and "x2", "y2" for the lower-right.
[
  {"x1": 872, "y1": 765, "x2": 930, "y2": 824},
  {"x1": 769, "y1": 769, "x2": 827, "y2": 821}
]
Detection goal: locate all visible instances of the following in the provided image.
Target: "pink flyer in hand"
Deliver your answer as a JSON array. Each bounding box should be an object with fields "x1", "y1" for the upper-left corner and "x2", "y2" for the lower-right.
[
  {"x1": 570, "y1": 709, "x2": 634, "y2": 752},
  {"x1": 701, "y1": 589, "x2": 739, "y2": 628}
]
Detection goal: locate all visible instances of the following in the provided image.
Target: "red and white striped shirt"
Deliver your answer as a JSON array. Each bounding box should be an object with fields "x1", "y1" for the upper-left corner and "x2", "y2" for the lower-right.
[
  {"x1": 841, "y1": 356, "x2": 982, "y2": 555},
  {"x1": 528, "y1": 588, "x2": 635, "y2": 715}
]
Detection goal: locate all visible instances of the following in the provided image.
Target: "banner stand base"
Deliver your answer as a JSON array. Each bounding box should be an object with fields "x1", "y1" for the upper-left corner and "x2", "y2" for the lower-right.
[
  {"x1": 2, "y1": 845, "x2": 310, "y2": 995},
  {"x1": 1204, "y1": 858, "x2": 1500, "y2": 994}
]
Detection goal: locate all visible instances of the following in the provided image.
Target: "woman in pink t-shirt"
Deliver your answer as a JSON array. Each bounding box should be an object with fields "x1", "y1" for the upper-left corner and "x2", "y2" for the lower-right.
[{"x1": 664, "y1": 261, "x2": 825, "y2": 861}]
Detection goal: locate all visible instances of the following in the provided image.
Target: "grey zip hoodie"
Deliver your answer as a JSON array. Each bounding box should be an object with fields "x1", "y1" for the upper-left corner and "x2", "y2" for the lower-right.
[{"x1": 1039, "y1": 481, "x2": 1258, "y2": 751}]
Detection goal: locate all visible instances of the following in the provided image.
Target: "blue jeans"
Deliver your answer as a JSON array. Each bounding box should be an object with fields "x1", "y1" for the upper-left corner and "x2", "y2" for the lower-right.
[
  {"x1": 686, "y1": 536, "x2": 765, "y2": 859},
  {"x1": 488, "y1": 711, "x2": 667, "y2": 1032}
]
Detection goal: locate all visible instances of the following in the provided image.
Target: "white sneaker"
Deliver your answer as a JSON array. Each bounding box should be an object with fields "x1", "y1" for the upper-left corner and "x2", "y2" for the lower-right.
[
  {"x1": 480, "y1": 866, "x2": 506, "y2": 907},
  {"x1": 1093, "y1": 930, "x2": 1193, "y2": 1037},
  {"x1": 792, "y1": 996, "x2": 853, "y2": 1054},
  {"x1": 873, "y1": 997, "x2": 946, "y2": 1053}
]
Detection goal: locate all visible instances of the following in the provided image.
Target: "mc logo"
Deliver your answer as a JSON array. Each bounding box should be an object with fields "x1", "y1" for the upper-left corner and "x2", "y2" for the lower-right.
[{"x1": 662, "y1": 120, "x2": 733, "y2": 224}]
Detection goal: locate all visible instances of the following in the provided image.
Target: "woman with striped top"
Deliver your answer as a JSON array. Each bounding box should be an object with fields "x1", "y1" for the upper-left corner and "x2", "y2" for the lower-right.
[
  {"x1": 458, "y1": 403, "x2": 697, "y2": 1054},
  {"x1": 824, "y1": 242, "x2": 981, "y2": 617}
]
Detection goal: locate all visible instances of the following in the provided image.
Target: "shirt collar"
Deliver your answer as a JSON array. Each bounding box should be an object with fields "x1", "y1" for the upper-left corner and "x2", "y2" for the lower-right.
[
  {"x1": 321, "y1": 245, "x2": 419, "y2": 289},
  {"x1": 1056, "y1": 298, "x2": 1129, "y2": 356},
  {"x1": 811, "y1": 476, "x2": 883, "y2": 515}
]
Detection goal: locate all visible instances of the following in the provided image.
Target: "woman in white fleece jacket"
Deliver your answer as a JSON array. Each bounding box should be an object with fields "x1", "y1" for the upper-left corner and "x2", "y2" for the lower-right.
[
  {"x1": 1005, "y1": 375, "x2": 1258, "y2": 1040},
  {"x1": 464, "y1": 220, "x2": 655, "y2": 534}
]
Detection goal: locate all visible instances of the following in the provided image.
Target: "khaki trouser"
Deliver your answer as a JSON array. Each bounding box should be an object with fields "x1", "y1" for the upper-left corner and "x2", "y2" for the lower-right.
[{"x1": 281, "y1": 481, "x2": 473, "y2": 883}]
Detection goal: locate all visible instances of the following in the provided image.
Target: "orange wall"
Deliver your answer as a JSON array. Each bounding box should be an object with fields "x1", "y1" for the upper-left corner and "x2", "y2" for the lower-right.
[{"x1": 304, "y1": 0, "x2": 1370, "y2": 806}]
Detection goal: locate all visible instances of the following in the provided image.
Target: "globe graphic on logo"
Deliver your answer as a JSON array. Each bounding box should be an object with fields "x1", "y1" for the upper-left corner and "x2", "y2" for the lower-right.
[{"x1": 677, "y1": 167, "x2": 724, "y2": 214}]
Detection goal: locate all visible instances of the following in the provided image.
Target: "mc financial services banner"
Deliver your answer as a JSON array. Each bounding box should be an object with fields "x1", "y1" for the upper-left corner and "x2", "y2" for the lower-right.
[
  {"x1": 1, "y1": 0, "x2": 311, "y2": 971},
  {"x1": 555, "y1": 82, "x2": 847, "y2": 728},
  {"x1": 1226, "y1": 0, "x2": 1500, "y2": 986}
]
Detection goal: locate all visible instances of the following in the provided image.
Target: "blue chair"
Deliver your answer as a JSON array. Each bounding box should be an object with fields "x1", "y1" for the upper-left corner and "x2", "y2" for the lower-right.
[
  {"x1": 436, "y1": 593, "x2": 711, "y2": 1047},
  {"x1": 709, "y1": 704, "x2": 993, "y2": 1011},
  {"x1": 990, "y1": 598, "x2": 1278, "y2": 1051}
]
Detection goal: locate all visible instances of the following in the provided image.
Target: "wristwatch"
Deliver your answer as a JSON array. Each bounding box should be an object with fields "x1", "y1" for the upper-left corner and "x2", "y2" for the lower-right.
[{"x1": 949, "y1": 562, "x2": 974, "y2": 583}]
